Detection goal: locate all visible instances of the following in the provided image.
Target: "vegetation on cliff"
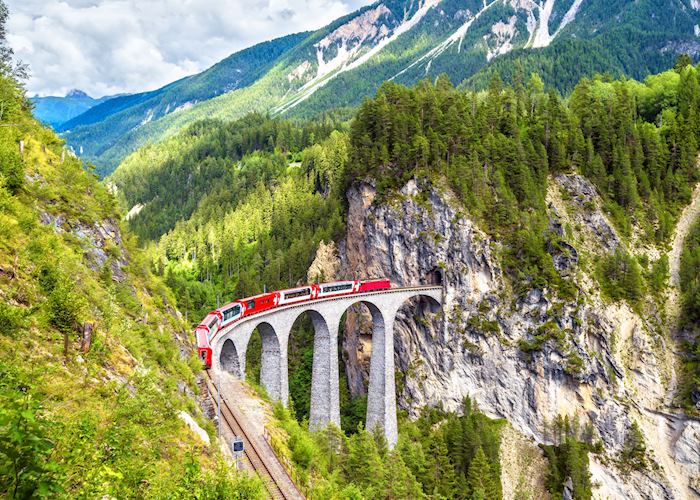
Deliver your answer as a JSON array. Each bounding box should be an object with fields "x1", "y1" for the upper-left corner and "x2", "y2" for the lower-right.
[{"x1": 0, "y1": 25, "x2": 262, "y2": 498}]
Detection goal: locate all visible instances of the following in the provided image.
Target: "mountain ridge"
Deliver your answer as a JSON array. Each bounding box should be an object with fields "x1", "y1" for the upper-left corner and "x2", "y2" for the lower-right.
[{"x1": 63, "y1": 0, "x2": 700, "y2": 175}]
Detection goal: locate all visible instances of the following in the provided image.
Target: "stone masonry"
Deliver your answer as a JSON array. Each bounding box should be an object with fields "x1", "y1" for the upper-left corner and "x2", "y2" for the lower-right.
[{"x1": 211, "y1": 286, "x2": 442, "y2": 448}]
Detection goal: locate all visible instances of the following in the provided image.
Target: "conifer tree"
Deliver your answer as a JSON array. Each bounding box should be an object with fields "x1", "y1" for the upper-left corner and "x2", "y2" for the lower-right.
[{"x1": 466, "y1": 447, "x2": 499, "y2": 500}]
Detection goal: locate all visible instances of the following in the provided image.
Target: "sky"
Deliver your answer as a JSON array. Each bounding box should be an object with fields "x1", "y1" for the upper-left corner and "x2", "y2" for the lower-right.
[{"x1": 7, "y1": 0, "x2": 371, "y2": 98}]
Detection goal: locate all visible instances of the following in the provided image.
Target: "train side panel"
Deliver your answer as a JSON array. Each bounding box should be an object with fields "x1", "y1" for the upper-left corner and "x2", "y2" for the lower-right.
[
  {"x1": 277, "y1": 286, "x2": 314, "y2": 306},
  {"x1": 316, "y1": 280, "x2": 359, "y2": 299},
  {"x1": 358, "y1": 279, "x2": 391, "y2": 292},
  {"x1": 240, "y1": 292, "x2": 278, "y2": 316}
]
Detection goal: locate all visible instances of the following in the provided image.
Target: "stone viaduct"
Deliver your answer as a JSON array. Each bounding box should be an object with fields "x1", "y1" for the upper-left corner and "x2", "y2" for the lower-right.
[{"x1": 210, "y1": 286, "x2": 443, "y2": 447}]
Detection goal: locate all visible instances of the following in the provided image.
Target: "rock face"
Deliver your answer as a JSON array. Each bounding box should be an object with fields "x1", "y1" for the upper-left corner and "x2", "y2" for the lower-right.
[
  {"x1": 39, "y1": 213, "x2": 128, "y2": 282},
  {"x1": 340, "y1": 178, "x2": 698, "y2": 499}
]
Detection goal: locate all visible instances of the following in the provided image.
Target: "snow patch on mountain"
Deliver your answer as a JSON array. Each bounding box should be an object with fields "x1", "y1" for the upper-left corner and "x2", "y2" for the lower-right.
[
  {"x1": 392, "y1": 0, "x2": 499, "y2": 80},
  {"x1": 554, "y1": 0, "x2": 585, "y2": 36},
  {"x1": 287, "y1": 60, "x2": 313, "y2": 82},
  {"x1": 274, "y1": 0, "x2": 441, "y2": 114},
  {"x1": 311, "y1": 4, "x2": 394, "y2": 82},
  {"x1": 140, "y1": 109, "x2": 154, "y2": 126},
  {"x1": 485, "y1": 16, "x2": 518, "y2": 60},
  {"x1": 692, "y1": 0, "x2": 700, "y2": 10}
]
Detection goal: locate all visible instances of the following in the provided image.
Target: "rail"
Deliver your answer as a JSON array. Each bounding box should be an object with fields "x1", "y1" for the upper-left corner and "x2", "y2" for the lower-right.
[{"x1": 204, "y1": 371, "x2": 304, "y2": 500}]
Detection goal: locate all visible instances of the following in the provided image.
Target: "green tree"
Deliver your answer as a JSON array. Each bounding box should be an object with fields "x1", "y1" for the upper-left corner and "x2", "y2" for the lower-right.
[{"x1": 466, "y1": 447, "x2": 499, "y2": 500}]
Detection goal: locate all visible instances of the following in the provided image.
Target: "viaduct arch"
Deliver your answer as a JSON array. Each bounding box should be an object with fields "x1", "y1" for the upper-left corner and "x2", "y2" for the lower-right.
[{"x1": 211, "y1": 286, "x2": 442, "y2": 448}]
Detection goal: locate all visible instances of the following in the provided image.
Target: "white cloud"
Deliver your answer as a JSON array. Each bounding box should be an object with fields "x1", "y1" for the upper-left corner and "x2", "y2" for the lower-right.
[{"x1": 6, "y1": 0, "x2": 371, "y2": 97}]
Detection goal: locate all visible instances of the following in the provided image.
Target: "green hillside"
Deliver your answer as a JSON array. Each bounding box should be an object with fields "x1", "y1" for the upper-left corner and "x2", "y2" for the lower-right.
[
  {"x1": 0, "y1": 54, "x2": 262, "y2": 499},
  {"x1": 60, "y1": 33, "x2": 308, "y2": 176},
  {"x1": 62, "y1": 0, "x2": 700, "y2": 175}
]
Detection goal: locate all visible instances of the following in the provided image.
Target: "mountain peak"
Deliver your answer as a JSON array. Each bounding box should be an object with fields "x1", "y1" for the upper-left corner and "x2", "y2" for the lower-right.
[{"x1": 66, "y1": 89, "x2": 90, "y2": 98}]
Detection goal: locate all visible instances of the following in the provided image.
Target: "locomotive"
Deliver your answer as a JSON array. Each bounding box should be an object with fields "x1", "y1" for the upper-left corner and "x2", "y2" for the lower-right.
[{"x1": 195, "y1": 278, "x2": 391, "y2": 368}]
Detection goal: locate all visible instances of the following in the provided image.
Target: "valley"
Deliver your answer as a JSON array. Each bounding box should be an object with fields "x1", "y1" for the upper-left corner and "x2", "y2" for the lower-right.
[{"x1": 4, "y1": 0, "x2": 700, "y2": 498}]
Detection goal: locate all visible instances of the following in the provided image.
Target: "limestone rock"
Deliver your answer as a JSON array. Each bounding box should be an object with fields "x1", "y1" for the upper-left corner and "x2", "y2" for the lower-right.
[{"x1": 340, "y1": 178, "x2": 693, "y2": 498}]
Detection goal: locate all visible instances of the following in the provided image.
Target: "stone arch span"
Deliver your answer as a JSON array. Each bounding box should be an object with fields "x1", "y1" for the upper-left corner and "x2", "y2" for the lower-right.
[
  {"x1": 220, "y1": 339, "x2": 241, "y2": 378},
  {"x1": 286, "y1": 308, "x2": 338, "y2": 429},
  {"x1": 254, "y1": 321, "x2": 283, "y2": 403}
]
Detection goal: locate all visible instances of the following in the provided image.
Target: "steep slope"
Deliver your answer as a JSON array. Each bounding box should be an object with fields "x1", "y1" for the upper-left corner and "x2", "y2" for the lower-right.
[
  {"x1": 0, "y1": 83, "x2": 262, "y2": 495},
  {"x1": 70, "y1": 0, "x2": 700, "y2": 174},
  {"x1": 60, "y1": 32, "x2": 308, "y2": 176},
  {"x1": 110, "y1": 64, "x2": 700, "y2": 498},
  {"x1": 30, "y1": 89, "x2": 113, "y2": 128}
]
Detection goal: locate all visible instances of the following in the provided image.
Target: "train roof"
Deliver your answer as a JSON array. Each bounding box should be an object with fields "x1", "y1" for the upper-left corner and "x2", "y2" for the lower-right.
[{"x1": 239, "y1": 291, "x2": 277, "y2": 301}]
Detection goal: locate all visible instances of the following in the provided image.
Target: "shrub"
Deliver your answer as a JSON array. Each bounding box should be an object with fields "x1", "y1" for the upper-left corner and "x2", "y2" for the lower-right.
[
  {"x1": 47, "y1": 276, "x2": 85, "y2": 336},
  {"x1": 597, "y1": 250, "x2": 644, "y2": 305},
  {"x1": 0, "y1": 302, "x2": 24, "y2": 338}
]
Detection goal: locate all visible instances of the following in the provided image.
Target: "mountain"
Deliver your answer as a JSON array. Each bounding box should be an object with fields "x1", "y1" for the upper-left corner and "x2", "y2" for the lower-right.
[
  {"x1": 29, "y1": 89, "x2": 115, "y2": 128},
  {"x1": 0, "y1": 73, "x2": 262, "y2": 495},
  {"x1": 59, "y1": 32, "x2": 308, "y2": 175},
  {"x1": 109, "y1": 63, "x2": 700, "y2": 498},
  {"x1": 64, "y1": 0, "x2": 700, "y2": 175}
]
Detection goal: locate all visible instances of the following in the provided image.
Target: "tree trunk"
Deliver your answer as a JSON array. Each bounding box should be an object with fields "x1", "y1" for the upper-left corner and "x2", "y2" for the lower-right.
[
  {"x1": 19, "y1": 140, "x2": 24, "y2": 160},
  {"x1": 81, "y1": 322, "x2": 93, "y2": 353}
]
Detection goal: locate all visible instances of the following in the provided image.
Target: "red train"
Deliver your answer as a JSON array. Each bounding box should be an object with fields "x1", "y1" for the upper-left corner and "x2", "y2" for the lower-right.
[{"x1": 195, "y1": 279, "x2": 391, "y2": 368}]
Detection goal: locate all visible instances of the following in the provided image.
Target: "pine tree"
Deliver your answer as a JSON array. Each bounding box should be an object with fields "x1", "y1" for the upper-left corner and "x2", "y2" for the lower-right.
[
  {"x1": 466, "y1": 447, "x2": 499, "y2": 500},
  {"x1": 425, "y1": 432, "x2": 458, "y2": 498}
]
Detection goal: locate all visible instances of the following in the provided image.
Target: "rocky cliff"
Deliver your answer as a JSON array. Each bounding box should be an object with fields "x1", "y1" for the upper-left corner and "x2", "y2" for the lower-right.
[{"x1": 339, "y1": 178, "x2": 700, "y2": 499}]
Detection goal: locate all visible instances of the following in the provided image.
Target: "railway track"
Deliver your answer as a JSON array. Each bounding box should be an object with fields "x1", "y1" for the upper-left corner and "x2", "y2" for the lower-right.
[{"x1": 204, "y1": 371, "x2": 303, "y2": 500}]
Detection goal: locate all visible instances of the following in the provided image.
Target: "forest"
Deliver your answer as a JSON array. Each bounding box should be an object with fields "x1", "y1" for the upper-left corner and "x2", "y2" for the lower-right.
[{"x1": 103, "y1": 57, "x2": 700, "y2": 499}]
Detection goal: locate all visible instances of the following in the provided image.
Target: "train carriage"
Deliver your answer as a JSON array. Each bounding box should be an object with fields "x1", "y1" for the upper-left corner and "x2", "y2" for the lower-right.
[
  {"x1": 195, "y1": 278, "x2": 393, "y2": 368},
  {"x1": 316, "y1": 280, "x2": 359, "y2": 298},
  {"x1": 358, "y1": 278, "x2": 391, "y2": 292},
  {"x1": 276, "y1": 285, "x2": 316, "y2": 306},
  {"x1": 240, "y1": 291, "x2": 278, "y2": 316}
]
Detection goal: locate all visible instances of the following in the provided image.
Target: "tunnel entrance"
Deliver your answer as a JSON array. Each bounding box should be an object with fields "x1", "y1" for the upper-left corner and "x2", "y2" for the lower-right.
[{"x1": 426, "y1": 267, "x2": 444, "y2": 286}]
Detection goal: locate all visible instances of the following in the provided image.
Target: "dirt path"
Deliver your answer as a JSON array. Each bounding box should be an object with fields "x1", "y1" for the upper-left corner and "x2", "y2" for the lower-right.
[
  {"x1": 661, "y1": 178, "x2": 700, "y2": 407},
  {"x1": 667, "y1": 180, "x2": 700, "y2": 324}
]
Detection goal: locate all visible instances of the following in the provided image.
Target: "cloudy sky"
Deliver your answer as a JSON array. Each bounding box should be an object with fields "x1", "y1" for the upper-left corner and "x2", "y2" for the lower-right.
[{"x1": 7, "y1": 0, "x2": 371, "y2": 97}]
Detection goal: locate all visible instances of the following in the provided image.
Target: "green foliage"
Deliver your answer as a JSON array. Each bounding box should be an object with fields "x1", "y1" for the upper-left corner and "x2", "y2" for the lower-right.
[
  {"x1": 617, "y1": 421, "x2": 647, "y2": 473},
  {"x1": 645, "y1": 255, "x2": 669, "y2": 296},
  {"x1": 0, "y1": 139, "x2": 23, "y2": 194},
  {"x1": 0, "y1": 35, "x2": 259, "y2": 496},
  {"x1": 540, "y1": 415, "x2": 595, "y2": 500},
  {"x1": 271, "y1": 397, "x2": 503, "y2": 499},
  {"x1": 46, "y1": 275, "x2": 86, "y2": 335},
  {"x1": 597, "y1": 249, "x2": 644, "y2": 306},
  {"x1": 111, "y1": 114, "x2": 344, "y2": 241},
  {"x1": 681, "y1": 218, "x2": 700, "y2": 324},
  {"x1": 0, "y1": 367, "x2": 64, "y2": 498},
  {"x1": 678, "y1": 218, "x2": 700, "y2": 410},
  {"x1": 541, "y1": 438, "x2": 592, "y2": 500},
  {"x1": 0, "y1": 302, "x2": 24, "y2": 338}
]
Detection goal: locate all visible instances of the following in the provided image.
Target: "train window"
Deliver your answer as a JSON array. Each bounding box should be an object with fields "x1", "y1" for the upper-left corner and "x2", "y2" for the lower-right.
[
  {"x1": 247, "y1": 299, "x2": 255, "y2": 309},
  {"x1": 284, "y1": 288, "x2": 310, "y2": 299},
  {"x1": 322, "y1": 283, "x2": 353, "y2": 293},
  {"x1": 208, "y1": 318, "x2": 217, "y2": 329},
  {"x1": 223, "y1": 304, "x2": 241, "y2": 321}
]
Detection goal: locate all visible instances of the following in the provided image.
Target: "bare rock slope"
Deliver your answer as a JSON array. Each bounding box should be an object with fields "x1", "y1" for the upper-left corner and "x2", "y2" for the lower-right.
[{"x1": 340, "y1": 178, "x2": 700, "y2": 499}]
